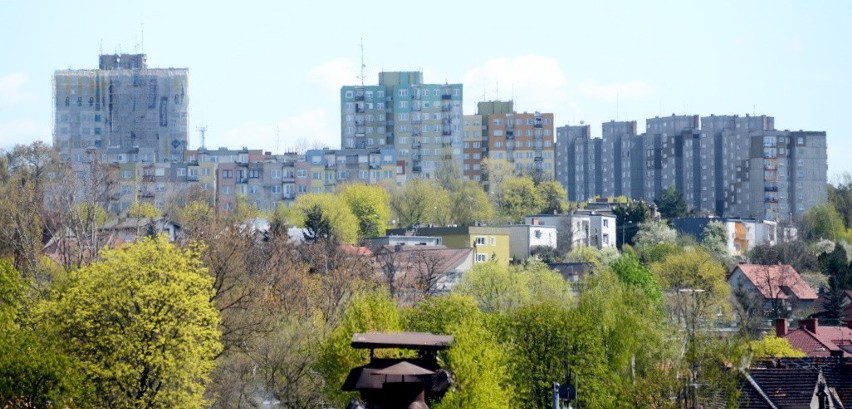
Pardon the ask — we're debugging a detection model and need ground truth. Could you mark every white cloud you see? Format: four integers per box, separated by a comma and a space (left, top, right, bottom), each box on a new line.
216, 109, 338, 153
463, 55, 569, 113
0, 119, 51, 148
576, 80, 653, 103
0, 72, 36, 108
307, 58, 358, 94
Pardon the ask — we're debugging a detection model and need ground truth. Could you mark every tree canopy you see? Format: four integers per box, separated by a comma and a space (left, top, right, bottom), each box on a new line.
338, 183, 392, 238
654, 185, 688, 219
41, 236, 221, 408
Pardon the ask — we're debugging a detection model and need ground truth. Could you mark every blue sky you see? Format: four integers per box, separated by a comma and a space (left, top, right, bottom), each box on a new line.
2, 0, 850, 178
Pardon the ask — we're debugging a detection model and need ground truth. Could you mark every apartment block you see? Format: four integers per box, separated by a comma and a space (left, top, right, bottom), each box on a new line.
554, 113, 827, 223
462, 115, 485, 181
54, 54, 188, 164
486, 111, 555, 183
297, 148, 399, 195
341, 72, 463, 179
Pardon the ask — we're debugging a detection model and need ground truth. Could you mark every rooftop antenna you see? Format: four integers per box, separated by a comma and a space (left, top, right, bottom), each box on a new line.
276, 126, 280, 155
495, 81, 499, 101
99, 39, 103, 55
357, 38, 366, 86
140, 22, 144, 53
197, 126, 207, 149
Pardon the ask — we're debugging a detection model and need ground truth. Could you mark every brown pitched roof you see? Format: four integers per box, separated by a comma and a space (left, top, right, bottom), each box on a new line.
733, 264, 818, 300
374, 245, 473, 274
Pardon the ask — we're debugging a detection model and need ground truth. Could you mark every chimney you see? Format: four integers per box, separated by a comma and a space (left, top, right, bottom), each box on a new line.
799, 318, 818, 333
775, 318, 788, 337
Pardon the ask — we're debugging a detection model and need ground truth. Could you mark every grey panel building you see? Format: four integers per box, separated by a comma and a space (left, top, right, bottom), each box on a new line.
53, 54, 188, 164
554, 113, 826, 223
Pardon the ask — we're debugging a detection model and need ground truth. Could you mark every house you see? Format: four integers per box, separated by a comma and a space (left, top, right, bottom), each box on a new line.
728, 264, 818, 317
493, 224, 558, 262
388, 226, 511, 266
776, 318, 852, 358
525, 210, 616, 252
372, 245, 474, 301
101, 217, 181, 243
547, 262, 594, 283
671, 217, 777, 257
362, 235, 443, 250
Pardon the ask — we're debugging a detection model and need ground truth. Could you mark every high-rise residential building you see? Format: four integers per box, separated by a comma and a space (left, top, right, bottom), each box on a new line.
555, 113, 827, 223
462, 115, 484, 181
485, 110, 555, 185
341, 72, 463, 179
600, 120, 637, 198
54, 54, 188, 164
556, 124, 597, 202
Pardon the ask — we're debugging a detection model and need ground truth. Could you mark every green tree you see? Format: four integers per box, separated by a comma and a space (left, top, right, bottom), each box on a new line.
455, 261, 571, 314
801, 202, 847, 241
654, 186, 688, 219
650, 248, 731, 327
293, 193, 359, 243
450, 181, 494, 226
404, 294, 511, 409
828, 172, 852, 229
749, 335, 806, 358
634, 221, 680, 263
610, 252, 663, 304
42, 236, 221, 408
612, 201, 650, 248
507, 303, 573, 409
434, 154, 464, 193
496, 177, 545, 223
338, 183, 392, 238
537, 180, 568, 215
0, 259, 83, 408
701, 220, 733, 267
316, 290, 402, 407
391, 178, 451, 228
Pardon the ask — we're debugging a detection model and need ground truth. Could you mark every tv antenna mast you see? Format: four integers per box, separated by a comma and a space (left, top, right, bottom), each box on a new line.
357, 38, 366, 86
196, 126, 207, 149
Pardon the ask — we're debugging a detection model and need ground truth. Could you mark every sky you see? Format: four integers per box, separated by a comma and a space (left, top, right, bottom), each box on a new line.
1, 0, 850, 178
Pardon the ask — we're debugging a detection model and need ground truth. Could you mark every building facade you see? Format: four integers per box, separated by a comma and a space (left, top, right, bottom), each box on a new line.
54, 54, 188, 164
555, 114, 826, 223
341, 72, 463, 179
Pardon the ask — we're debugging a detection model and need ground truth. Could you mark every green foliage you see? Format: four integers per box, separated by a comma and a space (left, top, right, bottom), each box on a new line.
566, 271, 670, 408
450, 181, 494, 226
0, 259, 83, 408
316, 290, 402, 407
612, 201, 650, 248
391, 178, 451, 228
701, 221, 733, 267
536, 180, 568, 215
507, 303, 573, 409
455, 261, 571, 314
651, 247, 732, 325
496, 176, 545, 223
654, 185, 688, 219
338, 183, 392, 238
801, 202, 850, 242
749, 335, 806, 358
610, 252, 663, 304
127, 201, 160, 219
748, 240, 820, 274
634, 221, 681, 264
828, 173, 852, 229
293, 193, 359, 243
404, 294, 511, 409
42, 236, 221, 408
435, 155, 464, 193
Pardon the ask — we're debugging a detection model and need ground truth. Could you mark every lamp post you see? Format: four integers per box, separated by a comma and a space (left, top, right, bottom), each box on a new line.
678, 288, 704, 409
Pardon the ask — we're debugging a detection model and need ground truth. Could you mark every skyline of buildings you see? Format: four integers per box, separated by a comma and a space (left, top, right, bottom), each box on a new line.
49, 53, 828, 224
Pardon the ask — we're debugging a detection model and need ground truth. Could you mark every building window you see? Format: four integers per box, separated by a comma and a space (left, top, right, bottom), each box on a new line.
475, 253, 487, 263
474, 236, 486, 246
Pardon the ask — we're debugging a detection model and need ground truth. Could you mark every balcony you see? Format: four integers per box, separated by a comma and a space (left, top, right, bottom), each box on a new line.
441, 93, 451, 100
764, 184, 779, 192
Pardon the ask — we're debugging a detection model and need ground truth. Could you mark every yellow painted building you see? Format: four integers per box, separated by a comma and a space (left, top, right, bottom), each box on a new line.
412, 226, 511, 266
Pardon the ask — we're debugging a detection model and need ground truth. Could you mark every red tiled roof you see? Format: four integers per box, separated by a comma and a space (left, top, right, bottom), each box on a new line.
785, 329, 841, 357
733, 264, 818, 300
783, 320, 852, 358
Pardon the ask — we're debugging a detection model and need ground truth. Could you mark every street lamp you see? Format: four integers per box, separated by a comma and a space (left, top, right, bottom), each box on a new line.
678, 288, 705, 409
